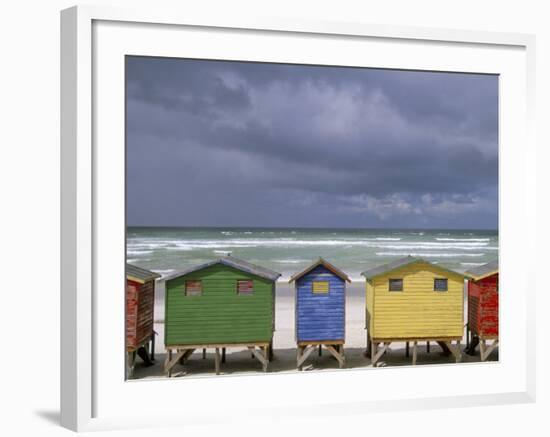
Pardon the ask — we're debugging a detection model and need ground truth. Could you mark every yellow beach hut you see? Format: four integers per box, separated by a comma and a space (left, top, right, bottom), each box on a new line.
362, 256, 468, 366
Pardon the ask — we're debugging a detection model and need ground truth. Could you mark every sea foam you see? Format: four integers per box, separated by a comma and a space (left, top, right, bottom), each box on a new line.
436, 238, 490, 242
376, 252, 484, 258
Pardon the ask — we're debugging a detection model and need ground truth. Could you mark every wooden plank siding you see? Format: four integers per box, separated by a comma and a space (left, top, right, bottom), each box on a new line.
126, 279, 139, 349
295, 265, 346, 342
366, 280, 374, 332
467, 283, 482, 334
134, 280, 155, 346
126, 278, 156, 350
164, 264, 275, 346
468, 273, 498, 337
367, 262, 464, 339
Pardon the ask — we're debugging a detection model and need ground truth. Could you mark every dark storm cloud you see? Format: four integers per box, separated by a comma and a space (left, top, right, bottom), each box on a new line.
126, 57, 498, 229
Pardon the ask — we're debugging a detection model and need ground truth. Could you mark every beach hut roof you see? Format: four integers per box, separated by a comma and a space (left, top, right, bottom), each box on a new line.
465, 259, 499, 281
288, 257, 351, 283
126, 263, 161, 284
162, 256, 281, 282
361, 255, 469, 280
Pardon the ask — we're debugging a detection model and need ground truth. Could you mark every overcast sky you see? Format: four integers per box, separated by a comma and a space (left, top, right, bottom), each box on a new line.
126, 56, 498, 230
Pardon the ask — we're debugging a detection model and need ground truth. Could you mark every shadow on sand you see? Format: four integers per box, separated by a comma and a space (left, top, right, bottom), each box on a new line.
131, 344, 498, 380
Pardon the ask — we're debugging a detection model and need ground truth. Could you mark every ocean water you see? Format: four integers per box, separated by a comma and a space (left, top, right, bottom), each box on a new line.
127, 227, 498, 281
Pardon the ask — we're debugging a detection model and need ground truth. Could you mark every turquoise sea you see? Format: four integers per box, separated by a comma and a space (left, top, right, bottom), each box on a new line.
127, 227, 498, 281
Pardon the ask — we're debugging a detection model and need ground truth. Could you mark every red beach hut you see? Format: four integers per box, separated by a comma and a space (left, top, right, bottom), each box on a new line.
126, 263, 161, 377
464, 260, 499, 361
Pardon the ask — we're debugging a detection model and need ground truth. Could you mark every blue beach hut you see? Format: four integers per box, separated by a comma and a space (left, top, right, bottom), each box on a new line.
289, 258, 350, 369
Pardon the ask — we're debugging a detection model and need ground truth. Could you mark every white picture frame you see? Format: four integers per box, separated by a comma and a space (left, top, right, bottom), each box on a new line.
60, 5, 536, 432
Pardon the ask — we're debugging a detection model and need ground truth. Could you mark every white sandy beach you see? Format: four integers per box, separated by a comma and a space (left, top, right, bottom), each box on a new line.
131, 282, 497, 380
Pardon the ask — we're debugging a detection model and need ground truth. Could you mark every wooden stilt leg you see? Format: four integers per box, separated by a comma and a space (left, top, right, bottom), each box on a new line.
326, 344, 345, 368
371, 342, 390, 367
163, 350, 170, 377
180, 349, 194, 365
126, 352, 130, 379
318, 345, 322, 356
128, 351, 137, 379
214, 348, 220, 375
297, 346, 315, 370
480, 339, 498, 361
262, 346, 268, 372
427, 341, 430, 354
365, 332, 373, 358
221, 347, 226, 363
202, 348, 206, 359
248, 346, 268, 371
405, 341, 409, 357
164, 349, 186, 377
268, 339, 274, 361
412, 341, 418, 365
443, 341, 462, 363
437, 341, 452, 356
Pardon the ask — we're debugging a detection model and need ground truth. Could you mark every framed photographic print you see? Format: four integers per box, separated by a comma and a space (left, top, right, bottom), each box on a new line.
61, 5, 536, 432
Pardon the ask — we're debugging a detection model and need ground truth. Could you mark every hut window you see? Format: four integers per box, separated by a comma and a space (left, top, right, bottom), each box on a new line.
312, 281, 329, 294
434, 278, 448, 291
185, 280, 202, 296
237, 280, 254, 295
389, 278, 403, 292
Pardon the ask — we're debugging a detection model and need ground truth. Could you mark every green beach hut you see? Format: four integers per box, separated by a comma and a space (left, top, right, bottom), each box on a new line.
162, 256, 281, 376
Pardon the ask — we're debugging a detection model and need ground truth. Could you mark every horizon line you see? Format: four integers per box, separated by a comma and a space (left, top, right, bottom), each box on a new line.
126, 224, 498, 232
